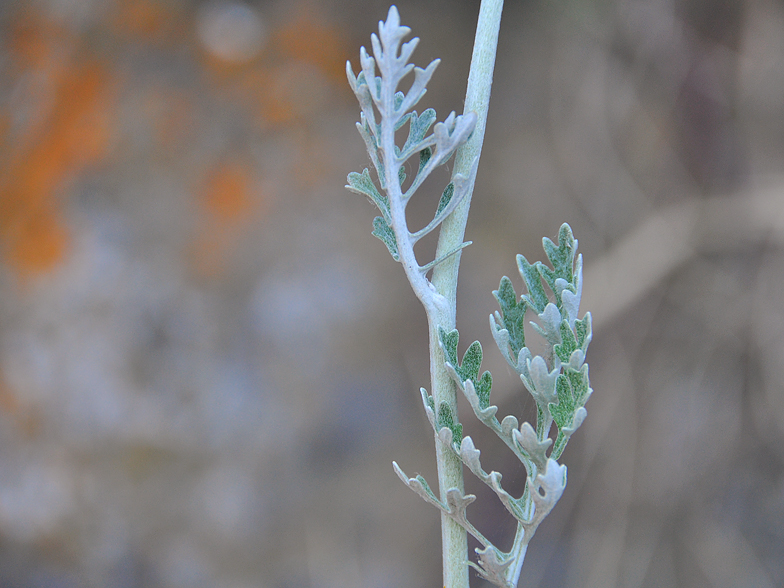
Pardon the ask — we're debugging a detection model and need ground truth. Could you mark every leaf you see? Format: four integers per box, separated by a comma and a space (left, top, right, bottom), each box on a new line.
472, 547, 515, 588
517, 254, 548, 314
371, 216, 399, 261
402, 108, 437, 155
574, 313, 592, 352
528, 459, 567, 527
459, 436, 484, 474
420, 387, 436, 429
543, 223, 576, 283
549, 365, 591, 439
444, 487, 477, 519
550, 373, 577, 430
521, 354, 559, 406
492, 276, 527, 358
439, 327, 493, 409
430, 111, 476, 168
437, 401, 463, 443
439, 327, 459, 367
561, 253, 583, 321
393, 462, 444, 509
554, 320, 577, 363
530, 303, 562, 348
538, 224, 577, 303
417, 147, 432, 176
512, 421, 551, 469
458, 380, 497, 426
435, 182, 454, 216
393, 92, 407, 129
346, 168, 389, 220
550, 367, 590, 460
475, 371, 492, 410
458, 341, 482, 383
397, 60, 440, 118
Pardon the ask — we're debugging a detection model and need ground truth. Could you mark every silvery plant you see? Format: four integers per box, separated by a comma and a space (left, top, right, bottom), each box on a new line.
346, 3, 593, 587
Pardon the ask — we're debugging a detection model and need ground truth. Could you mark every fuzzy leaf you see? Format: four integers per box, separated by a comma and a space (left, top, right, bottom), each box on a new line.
439, 328, 493, 410
540, 223, 576, 288
549, 365, 591, 437
417, 147, 432, 176
522, 354, 559, 406
517, 254, 548, 314
393, 462, 444, 510
550, 374, 576, 430
528, 459, 567, 527
474, 371, 492, 410
459, 436, 484, 474
554, 320, 578, 364
492, 276, 527, 358
513, 421, 551, 469
531, 303, 562, 349
398, 60, 439, 116
574, 313, 592, 352
371, 216, 399, 261
431, 111, 476, 166
437, 402, 462, 443
402, 108, 437, 156
444, 487, 477, 517
439, 327, 459, 367
436, 182, 454, 216
346, 169, 389, 220
420, 388, 436, 429
472, 547, 515, 588
459, 341, 483, 383
392, 91, 406, 128
462, 379, 499, 423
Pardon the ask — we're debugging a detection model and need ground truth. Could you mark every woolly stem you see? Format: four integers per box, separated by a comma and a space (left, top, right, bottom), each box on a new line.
427, 1, 504, 587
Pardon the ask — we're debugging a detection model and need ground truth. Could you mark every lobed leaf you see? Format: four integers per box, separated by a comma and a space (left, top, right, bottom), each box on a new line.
435, 182, 454, 216
517, 254, 548, 314
492, 276, 527, 358
439, 327, 459, 367
371, 216, 400, 261
554, 320, 578, 364
439, 328, 493, 410
402, 108, 437, 156
346, 169, 389, 221
437, 401, 463, 443
541, 223, 576, 286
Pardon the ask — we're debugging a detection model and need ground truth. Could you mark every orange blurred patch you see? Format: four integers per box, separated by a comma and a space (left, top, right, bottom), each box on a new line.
274, 10, 350, 84
0, 368, 19, 414
190, 160, 261, 278
110, 0, 186, 44
201, 5, 350, 129
0, 12, 116, 277
9, 13, 73, 70
0, 109, 9, 146
4, 210, 71, 275
0, 368, 41, 438
236, 67, 297, 128
202, 161, 255, 223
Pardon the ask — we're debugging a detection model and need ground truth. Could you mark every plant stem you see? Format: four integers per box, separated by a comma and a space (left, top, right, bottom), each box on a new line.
428, 1, 504, 587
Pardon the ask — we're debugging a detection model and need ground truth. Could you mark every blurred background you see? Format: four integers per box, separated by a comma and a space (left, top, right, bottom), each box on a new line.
0, 0, 782, 586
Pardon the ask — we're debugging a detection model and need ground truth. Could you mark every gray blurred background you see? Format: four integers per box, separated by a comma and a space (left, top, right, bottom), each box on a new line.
0, 0, 782, 586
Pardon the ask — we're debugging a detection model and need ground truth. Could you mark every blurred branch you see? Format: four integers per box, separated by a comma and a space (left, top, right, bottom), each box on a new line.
585, 178, 784, 329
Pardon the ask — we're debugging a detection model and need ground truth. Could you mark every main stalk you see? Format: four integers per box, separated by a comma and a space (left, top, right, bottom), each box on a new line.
428, 1, 504, 587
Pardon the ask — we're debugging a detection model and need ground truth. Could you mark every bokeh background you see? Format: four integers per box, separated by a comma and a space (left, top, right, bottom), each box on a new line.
0, 0, 782, 586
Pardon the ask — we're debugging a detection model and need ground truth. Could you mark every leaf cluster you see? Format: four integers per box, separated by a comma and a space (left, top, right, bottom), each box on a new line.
396, 223, 593, 587
345, 6, 478, 281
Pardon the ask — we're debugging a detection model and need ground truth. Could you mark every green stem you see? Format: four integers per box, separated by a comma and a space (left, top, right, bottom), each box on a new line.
428, 1, 504, 587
